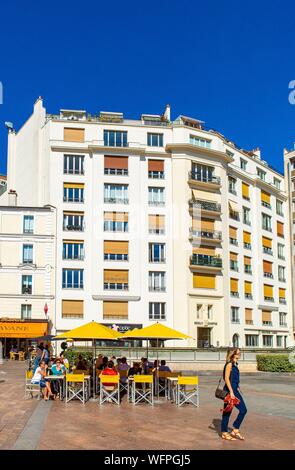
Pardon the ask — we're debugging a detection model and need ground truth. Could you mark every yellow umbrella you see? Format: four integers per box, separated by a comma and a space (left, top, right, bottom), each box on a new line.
54, 321, 120, 398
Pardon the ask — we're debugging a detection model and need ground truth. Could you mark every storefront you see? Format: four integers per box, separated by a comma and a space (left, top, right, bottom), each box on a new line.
0, 319, 49, 358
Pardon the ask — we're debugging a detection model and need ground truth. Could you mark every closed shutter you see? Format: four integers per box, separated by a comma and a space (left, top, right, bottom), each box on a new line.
242, 183, 250, 198
245, 308, 253, 321
148, 160, 164, 171
264, 285, 273, 297
230, 278, 238, 292
104, 212, 128, 222
230, 252, 238, 261
104, 241, 128, 254
263, 261, 273, 273
63, 240, 83, 244
277, 222, 284, 237
63, 183, 84, 189
261, 191, 271, 204
193, 273, 216, 289
64, 128, 85, 142
244, 281, 252, 294
262, 310, 271, 322
104, 156, 128, 169
62, 300, 83, 317
243, 231, 251, 244
279, 288, 286, 299
229, 226, 237, 239
193, 246, 215, 255
103, 301, 128, 319
149, 215, 165, 229
104, 270, 128, 283
244, 256, 251, 265
262, 236, 272, 248
63, 211, 83, 216
192, 217, 200, 230
200, 219, 214, 231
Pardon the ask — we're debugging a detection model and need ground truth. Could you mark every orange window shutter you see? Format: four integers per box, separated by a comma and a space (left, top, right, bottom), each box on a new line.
245, 309, 252, 321
230, 252, 238, 261
148, 160, 164, 171
244, 256, 251, 265
262, 310, 271, 322
193, 273, 216, 289
277, 222, 284, 237
64, 128, 85, 142
229, 226, 237, 238
104, 156, 128, 169
263, 261, 272, 273
243, 231, 251, 244
201, 219, 214, 231
193, 246, 215, 256
262, 236, 272, 248
230, 278, 238, 292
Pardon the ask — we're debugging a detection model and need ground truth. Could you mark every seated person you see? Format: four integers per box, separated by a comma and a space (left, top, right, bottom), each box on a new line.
117, 357, 130, 383
51, 358, 66, 398
59, 351, 69, 370
31, 360, 54, 400
97, 356, 108, 371
75, 354, 88, 371
159, 360, 171, 372
128, 362, 142, 376
95, 354, 103, 370
11, 345, 18, 353
100, 360, 119, 392
141, 357, 150, 375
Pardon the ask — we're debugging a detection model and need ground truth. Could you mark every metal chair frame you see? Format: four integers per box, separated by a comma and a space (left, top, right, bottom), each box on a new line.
132, 375, 154, 406
99, 375, 120, 405
24, 370, 42, 400
176, 376, 199, 407
118, 369, 129, 393
66, 374, 87, 404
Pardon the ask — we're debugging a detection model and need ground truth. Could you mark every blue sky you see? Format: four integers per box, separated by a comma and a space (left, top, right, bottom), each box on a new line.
1, 0, 295, 176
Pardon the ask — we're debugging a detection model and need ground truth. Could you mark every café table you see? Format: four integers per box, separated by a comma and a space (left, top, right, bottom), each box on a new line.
45, 375, 66, 400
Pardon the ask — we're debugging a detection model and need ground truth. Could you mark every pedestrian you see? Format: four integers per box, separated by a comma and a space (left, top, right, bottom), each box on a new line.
221, 347, 247, 441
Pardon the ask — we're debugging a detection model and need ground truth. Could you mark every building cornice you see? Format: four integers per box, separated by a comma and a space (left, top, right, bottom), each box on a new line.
92, 295, 141, 301
0, 294, 54, 299
0, 234, 54, 240
165, 143, 233, 164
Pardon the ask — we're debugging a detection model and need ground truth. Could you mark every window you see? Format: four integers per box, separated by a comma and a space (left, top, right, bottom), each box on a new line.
64, 155, 84, 175
63, 183, 84, 203
62, 300, 84, 319
261, 191, 271, 209
103, 130, 127, 147
149, 272, 166, 292
240, 158, 247, 170
262, 213, 272, 232
148, 215, 165, 234
276, 336, 283, 347
147, 133, 163, 147
22, 275, 32, 294
23, 215, 34, 234
278, 243, 285, 260
245, 334, 259, 347
103, 301, 128, 320
148, 160, 164, 179
243, 231, 251, 249
104, 269, 128, 290
263, 260, 273, 278
264, 284, 274, 302
193, 273, 216, 289
257, 168, 266, 181
244, 281, 253, 299
274, 178, 281, 189
22, 244, 33, 264
230, 252, 238, 271
21, 304, 31, 320
229, 201, 239, 221
149, 243, 165, 263
191, 163, 216, 183
230, 278, 239, 297
64, 128, 84, 142
278, 266, 286, 282
279, 312, 287, 327
277, 221, 284, 238
263, 335, 273, 347
276, 200, 283, 216
104, 212, 128, 232
104, 156, 128, 175
243, 207, 251, 225
62, 269, 84, 289
244, 256, 252, 274
104, 184, 128, 204
63, 212, 84, 231
104, 241, 128, 261
279, 288, 286, 304
208, 305, 213, 320
242, 183, 250, 200
63, 241, 84, 260
262, 236, 273, 255
231, 307, 240, 323
148, 187, 165, 206
149, 302, 166, 320
196, 304, 202, 319
228, 177, 237, 195
229, 226, 238, 246
189, 135, 211, 148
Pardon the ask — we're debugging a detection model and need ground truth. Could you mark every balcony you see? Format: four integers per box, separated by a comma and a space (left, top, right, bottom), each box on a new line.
63, 224, 84, 232
264, 272, 274, 278
263, 247, 273, 255
262, 321, 273, 326
148, 171, 165, 179
149, 286, 166, 292
104, 283, 129, 291
230, 238, 238, 246
190, 254, 222, 272
231, 292, 239, 298
244, 243, 251, 250
279, 298, 287, 304
188, 172, 221, 190
189, 229, 222, 244
264, 296, 274, 302
63, 197, 84, 203
104, 168, 128, 176
104, 197, 129, 204
189, 199, 221, 218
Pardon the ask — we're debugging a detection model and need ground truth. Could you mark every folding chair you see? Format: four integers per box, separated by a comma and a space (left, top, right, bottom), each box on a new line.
157, 371, 169, 396
73, 370, 90, 399
165, 372, 181, 401
24, 370, 41, 400
118, 370, 128, 394
132, 375, 153, 405
176, 376, 199, 407
99, 375, 120, 406
65, 374, 87, 404
19, 351, 25, 361
10, 352, 15, 360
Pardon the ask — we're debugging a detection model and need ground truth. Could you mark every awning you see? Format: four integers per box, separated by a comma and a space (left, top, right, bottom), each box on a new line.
0, 320, 48, 338
229, 201, 239, 212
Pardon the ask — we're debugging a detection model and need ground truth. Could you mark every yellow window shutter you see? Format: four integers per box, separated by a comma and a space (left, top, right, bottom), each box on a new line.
193, 273, 216, 289
104, 241, 129, 254
244, 281, 252, 294
261, 191, 271, 204
230, 278, 238, 292
245, 309, 252, 321
262, 236, 272, 248
200, 219, 215, 231
193, 246, 215, 256
264, 284, 273, 297
229, 226, 237, 238
103, 301, 128, 318
242, 183, 250, 199
262, 310, 271, 322
62, 300, 83, 317
64, 128, 85, 142
104, 270, 128, 283
279, 288, 286, 298
63, 183, 84, 189
243, 231, 251, 244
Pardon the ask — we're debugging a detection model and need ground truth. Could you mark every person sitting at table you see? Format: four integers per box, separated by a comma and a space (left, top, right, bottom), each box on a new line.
97, 356, 108, 371
75, 354, 88, 371
51, 358, 66, 399
59, 351, 69, 370
95, 354, 103, 370
31, 360, 54, 400
100, 361, 119, 400
141, 357, 150, 375
128, 362, 142, 376
11, 345, 18, 353
159, 360, 171, 372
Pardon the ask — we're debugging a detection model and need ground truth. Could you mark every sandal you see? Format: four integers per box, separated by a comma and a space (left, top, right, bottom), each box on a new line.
231, 430, 245, 440
221, 432, 236, 441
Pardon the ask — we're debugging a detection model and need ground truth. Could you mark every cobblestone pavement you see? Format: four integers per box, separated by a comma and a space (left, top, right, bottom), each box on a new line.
0, 361, 294, 450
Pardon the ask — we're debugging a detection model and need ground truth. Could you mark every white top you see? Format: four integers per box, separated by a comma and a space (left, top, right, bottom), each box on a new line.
31, 367, 43, 383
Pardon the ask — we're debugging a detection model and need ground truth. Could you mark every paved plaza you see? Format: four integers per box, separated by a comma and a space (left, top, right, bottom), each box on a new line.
0, 361, 294, 450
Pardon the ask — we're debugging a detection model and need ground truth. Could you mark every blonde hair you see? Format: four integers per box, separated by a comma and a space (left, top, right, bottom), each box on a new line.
225, 347, 240, 363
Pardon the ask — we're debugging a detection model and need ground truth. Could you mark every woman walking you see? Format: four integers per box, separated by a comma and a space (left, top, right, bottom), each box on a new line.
221, 348, 247, 441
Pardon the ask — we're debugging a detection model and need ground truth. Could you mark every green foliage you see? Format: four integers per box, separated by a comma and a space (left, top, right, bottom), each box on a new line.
63, 349, 93, 368
256, 354, 295, 372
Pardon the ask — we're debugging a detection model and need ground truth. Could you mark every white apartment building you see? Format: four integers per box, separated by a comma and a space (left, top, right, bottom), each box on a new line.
0, 174, 7, 197
4, 97, 294, 348
0, 203, 56, 357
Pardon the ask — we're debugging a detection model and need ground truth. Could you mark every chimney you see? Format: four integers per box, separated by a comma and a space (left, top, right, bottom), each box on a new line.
163, 104, 171, 122
8, 190, 17, 206
252, 147, 261, 159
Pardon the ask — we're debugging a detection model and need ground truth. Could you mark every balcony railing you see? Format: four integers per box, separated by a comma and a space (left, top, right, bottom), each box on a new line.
262, 321, 273, 326
22, 286, 32, 295
279, 322, 288, 327
63, 255, 85, 260
229, 238, 238, 246
149, 286, 166, 292
190, 254, 222, 268
63, 224, 84, 231
104, 254, 128, 261
245, 293, 253, 299
104, 197, 129, 204
148, 200, 165, 206
149, 229, 165, 235
244, 243, 251, 250
262, 201, 272, 209
231, 292, 239, 297
62, 283, 84, 289
63, 197, 84, 203
148, 171, 165, 179
189, 200, 221, 213
263, 247, 273, 255
231, 319, 240, 324
264, 272, 274, 278
188, 172, 221, 185
22, 259, 33, 264
64, 169, 84, 175
104, 168, 128, 176
279, 298, 287, 304
244, 266, 252, 274
264, 296, 274, 302
149, 258, 166, 263
245, 320, 253, 325
104, 282, 129, 290
190, 229, 222, 240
